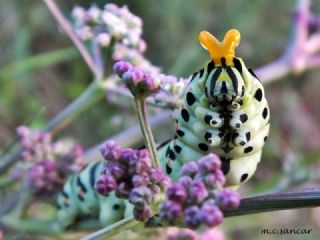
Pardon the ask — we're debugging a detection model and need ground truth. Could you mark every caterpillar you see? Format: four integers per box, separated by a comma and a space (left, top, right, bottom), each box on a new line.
57, 29, 270, 228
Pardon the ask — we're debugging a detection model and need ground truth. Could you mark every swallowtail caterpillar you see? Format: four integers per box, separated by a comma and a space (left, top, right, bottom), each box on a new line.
57, 29, 270, 228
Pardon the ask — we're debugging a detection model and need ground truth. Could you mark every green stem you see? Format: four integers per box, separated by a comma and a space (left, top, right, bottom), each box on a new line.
134, 98, 160, 168
80, 216, 138, 240
224, 187, 320, 217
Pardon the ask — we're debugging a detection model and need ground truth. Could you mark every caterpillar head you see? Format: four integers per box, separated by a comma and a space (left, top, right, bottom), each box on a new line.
199, 29, 248, 109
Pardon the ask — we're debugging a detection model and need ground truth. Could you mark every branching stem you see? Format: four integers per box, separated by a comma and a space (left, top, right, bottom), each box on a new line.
134, 98, 161, 168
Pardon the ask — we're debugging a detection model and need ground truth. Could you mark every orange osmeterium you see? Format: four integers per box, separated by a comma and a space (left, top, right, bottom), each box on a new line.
199, 29, 240, 66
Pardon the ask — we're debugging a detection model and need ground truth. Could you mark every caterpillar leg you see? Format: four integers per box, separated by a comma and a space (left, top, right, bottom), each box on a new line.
232, 130, 250, 146
194, 104, 223, 128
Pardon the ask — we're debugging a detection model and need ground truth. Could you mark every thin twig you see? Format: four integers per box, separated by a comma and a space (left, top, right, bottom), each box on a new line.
42, 0, 98, 76
80, 216, 138, 240
92, 39, 104, 79
224, 187, 320, 217
257, 0, 320, 84
134, 98, 161, 168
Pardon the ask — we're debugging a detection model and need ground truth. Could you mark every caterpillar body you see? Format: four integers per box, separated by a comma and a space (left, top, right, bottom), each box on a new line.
57, 29, 270, 228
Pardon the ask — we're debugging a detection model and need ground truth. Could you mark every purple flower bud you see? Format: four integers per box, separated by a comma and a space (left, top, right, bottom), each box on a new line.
120, 148, 138, 163
42, 160, 56, 171
166, 183, 187, 203
149, 167, 165, 184
184, 206, 201, 228
115, 182, 132, 198
137, 148, 149, 158
21, 139, 32, 149
215, 189, 240, 210
100, 140, 122, 161
189, 180, 208, 204
201, 228, 225, 240
29, 165, 45, 182
215, 170, 226, 185
204, 171, 226, 189
159, 175, 171, 189
135, 150, 152, 174
179, 176, 193, 188
21, 151, 32, 161
122, 67, 144, 85
132, 173, 150, 187
95, 174, 117, 196
105, 161, 126, 180
113, 61, 133, 77
180, 161, 199, 177
149, 184, 161, 195
129, 186, 152, 207
133, 205, 153, 221
141, 74, 160, 93
47, 171, 58, 183
73, 143, 84, 158
39, 132, 51, 143
200, 201, 223, 227
198, 154, 221, 175
159, 200, 182, 221
16, 125, 30, 138
167, 229, 199, 240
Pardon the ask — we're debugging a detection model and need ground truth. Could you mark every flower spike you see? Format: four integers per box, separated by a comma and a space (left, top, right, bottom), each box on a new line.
199, 29, 240, 66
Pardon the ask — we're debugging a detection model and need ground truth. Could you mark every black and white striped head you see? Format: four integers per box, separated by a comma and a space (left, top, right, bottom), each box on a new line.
204, 58, 246, 109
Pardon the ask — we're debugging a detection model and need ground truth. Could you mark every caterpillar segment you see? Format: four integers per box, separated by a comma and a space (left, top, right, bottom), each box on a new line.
57, 161, 128, 228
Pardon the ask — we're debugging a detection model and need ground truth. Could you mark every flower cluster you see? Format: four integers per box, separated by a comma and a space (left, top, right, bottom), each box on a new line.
16, 125, 54, 163
154, 74, 189, 107
95, 140, 170, 221
113, 60, 191, 109
72, 4, 159, 75
114, 61, 160, 98
159, 154, 240, 229
14, 126, 85, 194
72, 4, 143, 49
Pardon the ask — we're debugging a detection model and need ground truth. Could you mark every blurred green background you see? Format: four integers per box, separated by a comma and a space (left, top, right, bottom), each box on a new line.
0, 0, 320, 239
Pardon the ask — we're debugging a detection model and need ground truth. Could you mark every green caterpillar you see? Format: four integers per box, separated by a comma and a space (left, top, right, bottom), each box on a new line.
57, 29, 270, 228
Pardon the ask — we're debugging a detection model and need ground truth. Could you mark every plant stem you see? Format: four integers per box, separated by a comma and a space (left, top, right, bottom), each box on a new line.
134, 98, 161, 168
224, 187, 320, 217
42, 0, 98, 75
44, 80, 104, 133
92, 39, 104, 79
80, 216, 138, 240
